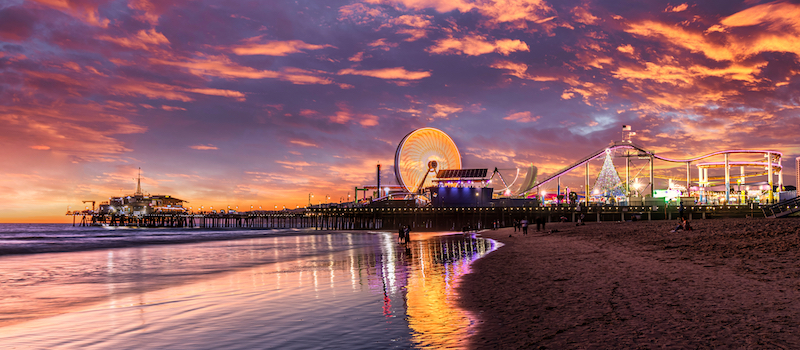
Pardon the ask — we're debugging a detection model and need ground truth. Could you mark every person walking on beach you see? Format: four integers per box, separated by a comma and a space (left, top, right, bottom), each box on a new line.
403, 226, 411, 243
520, 218, 529, 236
399, 226, 406, 243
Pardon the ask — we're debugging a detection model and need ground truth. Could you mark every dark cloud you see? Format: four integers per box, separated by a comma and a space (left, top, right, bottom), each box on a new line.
0, 6, 37, 41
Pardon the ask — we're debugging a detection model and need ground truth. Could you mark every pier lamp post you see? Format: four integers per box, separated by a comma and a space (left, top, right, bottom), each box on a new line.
308, 193, 313, 206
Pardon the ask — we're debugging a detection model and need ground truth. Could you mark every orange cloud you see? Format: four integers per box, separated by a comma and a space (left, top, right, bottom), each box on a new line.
504, 111, 540, 123
337, 67, 431, 80
626, 21, 735, 61
232, 38, 334, 56
29, 0, 110, 27
427, 35, 529, 56
190, 144, 218, 150
572, 6, 599, 25
290, 140, 319, 147
349, 52, 366, 62
368, 38, 399, 51
617, 44, 635, 54
490, 60, 558, 81
30, 145, 51, 150
665, 3, 689, 12
97, 29, 170, 50
161, 105, 186, 111
150, 54, 335, 85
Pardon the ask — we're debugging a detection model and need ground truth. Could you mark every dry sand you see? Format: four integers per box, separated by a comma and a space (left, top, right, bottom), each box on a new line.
458, 217, 800, 349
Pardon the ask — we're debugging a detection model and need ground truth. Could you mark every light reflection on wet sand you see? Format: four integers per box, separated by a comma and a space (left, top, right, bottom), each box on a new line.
0, 230, 496, 349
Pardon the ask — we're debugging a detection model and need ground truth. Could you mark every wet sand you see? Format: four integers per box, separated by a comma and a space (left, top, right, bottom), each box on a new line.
458, 217, 800, 348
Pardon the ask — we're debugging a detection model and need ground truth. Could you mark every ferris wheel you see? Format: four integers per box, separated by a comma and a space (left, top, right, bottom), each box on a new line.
394, 128, 462, 193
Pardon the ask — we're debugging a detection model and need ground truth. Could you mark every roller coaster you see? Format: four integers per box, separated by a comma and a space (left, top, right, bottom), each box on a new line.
521, 141, 784, 204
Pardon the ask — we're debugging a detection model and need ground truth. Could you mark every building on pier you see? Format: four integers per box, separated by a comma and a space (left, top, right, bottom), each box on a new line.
97, 168, 187, 217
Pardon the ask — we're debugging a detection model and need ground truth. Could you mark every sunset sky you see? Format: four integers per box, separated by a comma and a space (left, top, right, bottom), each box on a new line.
2, 0, 799, 222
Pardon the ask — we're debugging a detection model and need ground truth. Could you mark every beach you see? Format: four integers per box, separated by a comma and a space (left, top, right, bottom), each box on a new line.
458, 217, 800, 348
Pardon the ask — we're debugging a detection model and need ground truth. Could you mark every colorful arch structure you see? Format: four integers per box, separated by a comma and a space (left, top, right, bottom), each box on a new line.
522, 141, 783, 204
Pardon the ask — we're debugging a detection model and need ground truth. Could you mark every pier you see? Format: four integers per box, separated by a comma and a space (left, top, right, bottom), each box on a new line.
68, 203, 782, 230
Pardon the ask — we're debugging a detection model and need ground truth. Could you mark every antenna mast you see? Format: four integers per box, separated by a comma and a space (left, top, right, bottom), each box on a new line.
135, 167, 143, 196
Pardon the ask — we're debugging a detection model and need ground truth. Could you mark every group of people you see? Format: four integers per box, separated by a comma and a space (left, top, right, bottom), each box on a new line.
513, 216, 554, 235
398, 225, 411, 243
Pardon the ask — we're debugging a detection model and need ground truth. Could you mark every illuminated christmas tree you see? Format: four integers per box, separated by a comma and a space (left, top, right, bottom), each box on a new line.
592, 150, 625, 197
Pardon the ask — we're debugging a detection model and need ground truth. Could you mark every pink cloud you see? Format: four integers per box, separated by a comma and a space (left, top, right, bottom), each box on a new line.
504, 111, 540, 123
190, 144, 218, 150
428, 103, 463, 118
290, 140, 319, 147
161, 105, 186, 111
232, 38, 335, 56
150, 54, 336, 85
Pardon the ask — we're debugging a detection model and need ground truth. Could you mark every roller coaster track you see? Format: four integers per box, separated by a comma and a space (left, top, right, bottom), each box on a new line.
523, 141, 782, 194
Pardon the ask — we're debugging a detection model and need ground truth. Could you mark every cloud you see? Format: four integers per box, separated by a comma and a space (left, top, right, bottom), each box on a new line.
232, 38, 335, 56
161, 105, 186, 111
364, 0, 474, 13
97, 29, 170, 50
504, 111, 540, 123
28, 0, 110, 27
665, 3, 689, 12
349, 52, 366, 62
617, 44, 635, 54
363, 0, 554, 29
427, 35, 529, 56
187, 88, 247, 101
290, 140, 319, 147
337, 67, 431, 80
428, 103, 463, 118
358, 114, 380, 126
490, 60, 558, 81
572, 6, 599, 25
626, 20, 734, 61
368, 38, 399, 51
190, 144, 218, 150
0, 6, 37, 41
150, 54, 336, 85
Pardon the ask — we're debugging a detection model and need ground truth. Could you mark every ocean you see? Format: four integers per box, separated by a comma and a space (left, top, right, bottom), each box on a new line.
0, 224, 498, 349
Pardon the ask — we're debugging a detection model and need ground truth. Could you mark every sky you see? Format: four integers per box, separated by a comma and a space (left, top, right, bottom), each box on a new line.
1, 0, 799, 222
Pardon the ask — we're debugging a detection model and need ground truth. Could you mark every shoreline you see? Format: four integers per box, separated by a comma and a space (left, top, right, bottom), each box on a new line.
458, 217, 800, 348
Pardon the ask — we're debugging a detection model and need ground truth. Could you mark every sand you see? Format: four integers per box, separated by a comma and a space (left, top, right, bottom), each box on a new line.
458, 217, 800, 349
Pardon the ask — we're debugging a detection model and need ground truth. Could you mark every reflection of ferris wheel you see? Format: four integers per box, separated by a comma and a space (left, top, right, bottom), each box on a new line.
395, 128, 462, 193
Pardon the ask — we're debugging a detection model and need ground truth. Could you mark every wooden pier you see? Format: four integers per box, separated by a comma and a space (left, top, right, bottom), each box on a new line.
69, 204, 768, 230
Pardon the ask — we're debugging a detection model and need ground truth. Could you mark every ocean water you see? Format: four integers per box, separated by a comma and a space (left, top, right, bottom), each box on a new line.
0, 224, 498, 349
